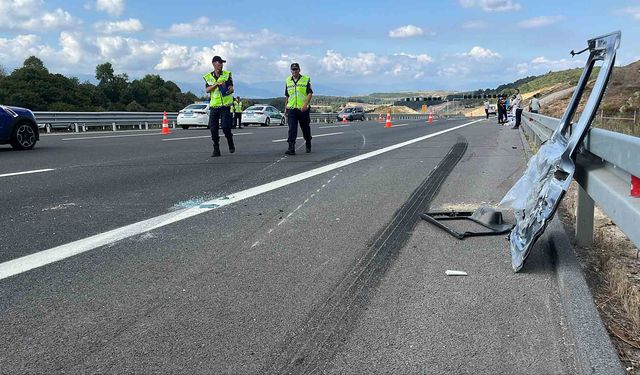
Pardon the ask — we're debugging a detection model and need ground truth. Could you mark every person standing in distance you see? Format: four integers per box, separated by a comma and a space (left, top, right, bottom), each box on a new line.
512, 88, 524, 129
234, 97, 243, 129
284, 63, 313, 155
204, 56, 235, 157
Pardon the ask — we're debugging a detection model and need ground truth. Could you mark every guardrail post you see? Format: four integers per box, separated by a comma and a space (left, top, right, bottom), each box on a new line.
46, 124, 51, 133
575, 184, 595, 247
112, 122, 116, 131
145, 122, 149, 130
172, 120, 175, 129
82, 123, 87, 132
74, 123, 79, 133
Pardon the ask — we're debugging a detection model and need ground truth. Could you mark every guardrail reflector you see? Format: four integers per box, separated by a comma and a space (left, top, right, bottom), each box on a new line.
632, 175, 640, 197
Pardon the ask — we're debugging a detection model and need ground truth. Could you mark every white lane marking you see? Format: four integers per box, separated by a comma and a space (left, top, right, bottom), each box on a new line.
62, 133, 164, 141
271, 132, 344, 143
319, 124, 353, 129
0, 119, 482, 280
389, 123, 411, 127
0, 169, 55, 178
162, 132, 253, 141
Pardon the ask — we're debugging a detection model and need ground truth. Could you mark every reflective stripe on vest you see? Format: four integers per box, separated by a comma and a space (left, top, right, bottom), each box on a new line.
203, 70, 233, 107
286, 75, 310, 109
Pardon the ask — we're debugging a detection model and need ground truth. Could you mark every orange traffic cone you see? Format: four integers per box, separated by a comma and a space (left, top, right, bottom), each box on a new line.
161, 111, 171, 134
378, 113, 383, 123
385, 111, 392, 128
342, 114, 347, 123
428, 111, 433, 123
632, 175, 640, 197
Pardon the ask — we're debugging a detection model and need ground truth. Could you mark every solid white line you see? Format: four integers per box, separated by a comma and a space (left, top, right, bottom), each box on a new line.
271, 132, 344, 143
162, 132, 253, 141
62, 133, 163, 141
0, 169, 56, 178
0, 119, 482, 280
390, 123, 411, 128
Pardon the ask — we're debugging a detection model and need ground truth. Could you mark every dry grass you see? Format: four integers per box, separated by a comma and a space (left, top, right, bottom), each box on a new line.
560, 182, 640, 373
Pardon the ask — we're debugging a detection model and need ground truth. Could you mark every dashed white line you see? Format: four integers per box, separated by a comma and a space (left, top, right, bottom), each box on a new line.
162, 132, 253, 141
0, 119, 482, 280
0, 169, 56, 178
271, 132, 344, 143
62, 133, 163, 141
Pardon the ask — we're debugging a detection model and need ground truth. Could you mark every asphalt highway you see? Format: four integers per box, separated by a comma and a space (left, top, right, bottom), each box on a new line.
0, 118, 583, 373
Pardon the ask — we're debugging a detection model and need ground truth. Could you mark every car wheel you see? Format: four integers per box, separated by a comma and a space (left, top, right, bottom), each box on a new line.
264, 117, 271, 127
181, 125, 189, 130
10, 122, 37, 150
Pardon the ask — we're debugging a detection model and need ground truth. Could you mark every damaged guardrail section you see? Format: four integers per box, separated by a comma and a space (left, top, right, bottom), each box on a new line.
521, 111, 640, 250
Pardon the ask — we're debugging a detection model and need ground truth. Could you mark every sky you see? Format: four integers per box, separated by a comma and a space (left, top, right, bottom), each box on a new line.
1, 0, 639, 96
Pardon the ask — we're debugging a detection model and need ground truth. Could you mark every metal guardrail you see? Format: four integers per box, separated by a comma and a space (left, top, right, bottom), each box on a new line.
34, 112, 179, 132
521, 112, 640, 249
34, 111, 443, 132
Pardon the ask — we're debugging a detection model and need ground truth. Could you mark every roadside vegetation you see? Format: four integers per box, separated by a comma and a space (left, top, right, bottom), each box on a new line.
0, 56, 198, 112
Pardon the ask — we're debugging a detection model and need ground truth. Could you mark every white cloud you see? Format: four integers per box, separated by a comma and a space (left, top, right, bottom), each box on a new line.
0, 1, 79, 31
462, 20, 488, 29
517, 15, 564, 28
459, 46, 501, 60
320, 50, 381, 76
95, 18, 143, 34
158, 17, 320, 47
619, 7, 640, 20
514, 56, 584, 74
388, 25, 424, 38
96, 0, 124, 16
59, 32, 86, 64
459, 0, 521, 12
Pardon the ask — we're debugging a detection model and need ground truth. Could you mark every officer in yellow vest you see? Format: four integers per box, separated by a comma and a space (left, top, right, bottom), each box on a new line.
284, 62, 313, 155
233, 97, 243, 129
203, 55, 235, 157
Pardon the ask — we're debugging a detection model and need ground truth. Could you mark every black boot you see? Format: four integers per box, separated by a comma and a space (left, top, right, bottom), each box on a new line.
227, 137, 235, 153
285, 142, 295, 155
211, 143, 221, 157
305, 140, 311, 153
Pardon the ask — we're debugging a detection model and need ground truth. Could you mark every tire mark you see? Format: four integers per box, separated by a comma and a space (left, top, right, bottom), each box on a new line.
262, 137, 469, 374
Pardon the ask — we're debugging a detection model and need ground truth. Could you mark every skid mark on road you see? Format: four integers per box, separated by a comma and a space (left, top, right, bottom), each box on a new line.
263, 138, 469, 374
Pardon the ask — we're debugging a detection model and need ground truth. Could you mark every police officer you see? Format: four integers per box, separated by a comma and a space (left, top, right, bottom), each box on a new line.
284, 62, 313, 155
234, 97, 243, 129
203, 55, 235, 157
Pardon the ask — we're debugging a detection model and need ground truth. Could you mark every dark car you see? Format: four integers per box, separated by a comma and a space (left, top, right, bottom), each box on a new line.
0, 105, 39, 150
337, 106, 365, 121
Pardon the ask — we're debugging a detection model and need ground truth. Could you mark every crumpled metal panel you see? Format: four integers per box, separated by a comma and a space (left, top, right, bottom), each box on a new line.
500, 31, 621, 272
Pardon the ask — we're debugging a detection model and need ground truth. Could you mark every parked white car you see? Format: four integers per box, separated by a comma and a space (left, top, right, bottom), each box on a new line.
177, 103, 209, 129
242, 105, 285, 127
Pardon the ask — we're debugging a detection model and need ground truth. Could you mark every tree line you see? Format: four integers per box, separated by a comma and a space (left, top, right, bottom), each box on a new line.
0, 56, 200, 112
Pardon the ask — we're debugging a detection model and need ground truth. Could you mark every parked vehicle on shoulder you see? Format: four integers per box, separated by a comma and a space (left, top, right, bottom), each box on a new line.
488, 104, 497, 116
242, 105, 285, 127
177, 103, 210, 129
337, 106, 365, 121
0, 105, 39, 150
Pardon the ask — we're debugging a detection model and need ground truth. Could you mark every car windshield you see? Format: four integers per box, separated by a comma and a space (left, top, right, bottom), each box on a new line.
343, 108, 354, 113
184, 104, 207, 110
247, 106, 265, 111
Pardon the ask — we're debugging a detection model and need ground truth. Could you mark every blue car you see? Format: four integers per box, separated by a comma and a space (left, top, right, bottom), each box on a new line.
0, 105, 39, 150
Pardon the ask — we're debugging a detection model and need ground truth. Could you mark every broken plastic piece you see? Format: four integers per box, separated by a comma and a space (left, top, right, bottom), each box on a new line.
420, 206, 514, 240
500, 31, 621, 272
445, 270, 468, 276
